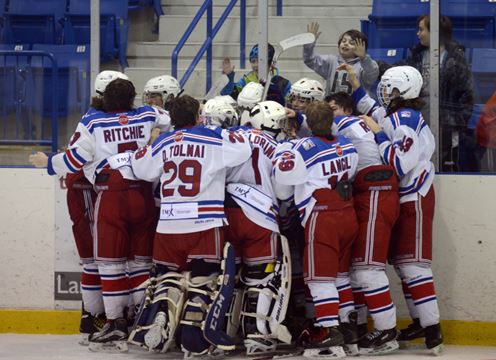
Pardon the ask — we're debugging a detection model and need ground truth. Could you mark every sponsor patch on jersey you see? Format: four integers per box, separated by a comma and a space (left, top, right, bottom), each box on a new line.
302, 139, 315, 150
251, 128, 262, 135
119, 115, 129, 125
400, 111, 411, 118
175, 131, 184, 142
335, 144, 343, 156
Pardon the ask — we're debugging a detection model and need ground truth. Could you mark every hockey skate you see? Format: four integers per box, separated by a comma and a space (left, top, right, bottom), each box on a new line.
425, 323, 444, 356
338, 312, 359, 356
88, 318, 129, 352
300, 325, 346, 358
398, 318, 424, 348
79, 310, 106, 346
358, 327, 399, 355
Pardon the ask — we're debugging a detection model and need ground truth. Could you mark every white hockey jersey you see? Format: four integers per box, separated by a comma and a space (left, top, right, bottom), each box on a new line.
226, 126, 285, 233
352, 87, 435, 203
332, 114, 382, 171
131, 125, 251, 234
273, 135, 358, 227
47, 106, 171, 183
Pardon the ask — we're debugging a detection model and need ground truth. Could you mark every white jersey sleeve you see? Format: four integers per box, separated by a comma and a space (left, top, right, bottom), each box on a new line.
273, 142, 308, 186
219, 128, 252, 168
47, 122, 94, 176
351, 86, 387, 123
153, 106, 172, 132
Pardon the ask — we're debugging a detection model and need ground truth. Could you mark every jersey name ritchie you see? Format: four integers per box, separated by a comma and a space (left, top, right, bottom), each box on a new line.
103, 125, 145, 142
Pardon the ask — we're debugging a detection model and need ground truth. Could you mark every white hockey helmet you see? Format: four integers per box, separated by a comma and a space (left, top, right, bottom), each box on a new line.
290, 77, 325, 101
214, 95, 238, 111
94, 70, 129, 95
377, 65, 423, 108
143, 75, 182, 105
246, 100, 286, 135
201, 98, 239, 128
237, 82, 264, 111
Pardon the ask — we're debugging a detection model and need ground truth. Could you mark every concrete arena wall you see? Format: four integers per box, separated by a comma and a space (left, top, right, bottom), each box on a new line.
1, 169, 495, 324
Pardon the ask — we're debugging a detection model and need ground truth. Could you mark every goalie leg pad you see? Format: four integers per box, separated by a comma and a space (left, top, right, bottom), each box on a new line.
180, 274, 218, 355
240, 235, 292, 354
128, 271, 186, 352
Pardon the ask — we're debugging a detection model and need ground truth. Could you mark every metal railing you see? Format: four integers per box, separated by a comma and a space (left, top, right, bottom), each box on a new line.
171, 0, 246, 93
171, 0, 286, 94
0, 51, 59, 152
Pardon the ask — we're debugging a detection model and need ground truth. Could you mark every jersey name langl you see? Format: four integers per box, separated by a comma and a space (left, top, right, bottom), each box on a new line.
274, 135, 358, 226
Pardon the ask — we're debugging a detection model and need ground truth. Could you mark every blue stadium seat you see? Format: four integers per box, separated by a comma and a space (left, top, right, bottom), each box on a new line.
364, 17, 420, 48
3, 0, 66, 44
0, 44, 35, 139
441, 0, 496, 17
63, 0, 129, 67
371, 0, 429, 18
471, 48, 496, 104
468, 103, 484, 130
450, 17, 495, 48
30, 44, 90, 118
368, 48, 407, 64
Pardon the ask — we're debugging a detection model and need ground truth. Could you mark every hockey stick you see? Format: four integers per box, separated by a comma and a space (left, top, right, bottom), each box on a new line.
205, 74, 230, 100
262, 32, 316, 101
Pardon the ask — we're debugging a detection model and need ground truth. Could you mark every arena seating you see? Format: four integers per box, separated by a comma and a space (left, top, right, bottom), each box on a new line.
30, 44, 90, 118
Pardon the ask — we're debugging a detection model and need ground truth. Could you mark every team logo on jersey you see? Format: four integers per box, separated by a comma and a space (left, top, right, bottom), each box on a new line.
302, 139, 315, 150
175, 131, 184, 142
118, 114, 129, 125
335, 144, 343, 156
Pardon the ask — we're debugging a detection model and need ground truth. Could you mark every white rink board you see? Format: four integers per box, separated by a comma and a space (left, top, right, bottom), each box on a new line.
0, 169, 495, 322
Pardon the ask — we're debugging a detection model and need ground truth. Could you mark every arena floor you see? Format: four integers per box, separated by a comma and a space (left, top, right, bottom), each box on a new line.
0, 334, 495, 359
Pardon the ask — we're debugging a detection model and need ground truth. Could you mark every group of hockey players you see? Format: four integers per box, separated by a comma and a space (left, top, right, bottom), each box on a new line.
28, 30, 444, 358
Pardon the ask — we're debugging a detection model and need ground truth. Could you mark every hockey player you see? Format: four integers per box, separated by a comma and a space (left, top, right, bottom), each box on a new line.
29, 78, 171, 352
285, 77, 326, 139
342, 63, 444, 355
70, 70, 129, 344
130, 95, 252, 357
274, 101, 359, 358
327, 91, 401, 355
222, 100, 293, 356
142, 74, 182, 111
304, 22, 379, 95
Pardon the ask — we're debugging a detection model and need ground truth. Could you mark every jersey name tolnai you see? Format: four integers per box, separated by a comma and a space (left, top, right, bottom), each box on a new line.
131, 126, 251, 234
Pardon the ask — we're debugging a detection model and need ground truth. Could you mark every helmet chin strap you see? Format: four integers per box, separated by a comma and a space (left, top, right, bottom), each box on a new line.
261, 125, 281, 136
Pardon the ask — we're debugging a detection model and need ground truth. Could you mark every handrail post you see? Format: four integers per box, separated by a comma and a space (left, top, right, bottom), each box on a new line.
206, 0, 213, 93
277, 0, 282, 16
240, 0, 246, 69
51, 56, 59, 153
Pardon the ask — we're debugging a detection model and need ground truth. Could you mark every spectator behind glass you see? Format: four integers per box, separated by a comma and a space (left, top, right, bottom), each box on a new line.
303, 22, 379, 96
220, 43, 292, 106
391, 15, 477, 172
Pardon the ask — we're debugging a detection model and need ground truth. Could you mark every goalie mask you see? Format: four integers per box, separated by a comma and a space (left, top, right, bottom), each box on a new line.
377, 65, 423, 109
143, 75, 182, 108
201, 98, 239, 128
245, 101, 286, 136
94, 70, 129, 96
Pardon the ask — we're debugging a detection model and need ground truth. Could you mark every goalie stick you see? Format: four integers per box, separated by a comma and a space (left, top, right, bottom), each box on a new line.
261, 32, 316, 101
